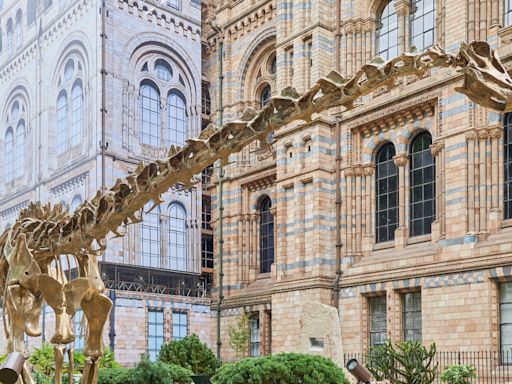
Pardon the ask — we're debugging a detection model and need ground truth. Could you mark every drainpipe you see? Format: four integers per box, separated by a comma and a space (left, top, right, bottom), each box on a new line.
213, 27, 225, 361
332, 0, 343, 310
100, 0, 108, 262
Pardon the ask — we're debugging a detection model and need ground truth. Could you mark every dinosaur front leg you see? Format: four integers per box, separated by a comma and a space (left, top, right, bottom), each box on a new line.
81, 357, 100, 384
54, 344, 65, 384
81, 293, 112, 358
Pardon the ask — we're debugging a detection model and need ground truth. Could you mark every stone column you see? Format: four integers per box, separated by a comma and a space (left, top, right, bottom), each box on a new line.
468, 0, 476, 41
395, 0, 411, 53
354, 166, 363, 255
345, 168, 354, 255
478, 130, 488, 236
346, 26, 354, 76
238, 216, 244, 285
430, 141, 445, 242
491, 0, 500, 27
466, 131, 477, 234
363, 164, 375, 254
488, 127, 504, 234
394, 153, 408, 248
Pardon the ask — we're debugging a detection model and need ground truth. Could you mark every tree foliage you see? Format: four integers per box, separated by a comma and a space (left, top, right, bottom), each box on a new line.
158, 334, 220, 376
227, 312, 251, 358
366, 340, 438, 384
440, 365, 477, 384
212, 353, 349, 384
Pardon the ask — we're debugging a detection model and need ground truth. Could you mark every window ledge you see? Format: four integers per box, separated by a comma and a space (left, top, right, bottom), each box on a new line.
373, 241, 395, 251
257, 272, 271, 280
407, 234, 431, 245
502, 219, 512, 228
498, 25, 512, 43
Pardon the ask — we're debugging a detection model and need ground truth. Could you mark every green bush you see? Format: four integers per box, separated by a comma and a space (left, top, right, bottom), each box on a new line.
29, 343, 57, 378
212, 356, 289, 384
131, 358, 193, 384
441, 365, 477, 384
212, 353, 348, 384
366, 340, 438, 384
98, 367, 135, 384
32, 370, 53, 384
159, 334, 220, 376
273, 353, 349, 384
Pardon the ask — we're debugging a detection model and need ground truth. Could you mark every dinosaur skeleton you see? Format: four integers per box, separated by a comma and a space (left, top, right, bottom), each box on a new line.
1, 41, 512, 384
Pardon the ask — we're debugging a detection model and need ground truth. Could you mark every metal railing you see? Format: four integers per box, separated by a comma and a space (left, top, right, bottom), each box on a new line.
344, 351, 512, 384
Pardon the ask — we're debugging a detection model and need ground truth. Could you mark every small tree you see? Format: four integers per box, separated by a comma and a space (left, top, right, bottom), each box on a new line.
158, 334, 220, 376
366, 340, 438, 384
227, 311, 251, 359
441, 365, 477, 384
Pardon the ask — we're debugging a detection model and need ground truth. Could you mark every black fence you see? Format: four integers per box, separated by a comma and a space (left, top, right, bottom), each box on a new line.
344, 351, 512, 384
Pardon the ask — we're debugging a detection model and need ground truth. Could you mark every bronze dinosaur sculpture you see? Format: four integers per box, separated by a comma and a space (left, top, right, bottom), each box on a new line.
1, 40, 511, 384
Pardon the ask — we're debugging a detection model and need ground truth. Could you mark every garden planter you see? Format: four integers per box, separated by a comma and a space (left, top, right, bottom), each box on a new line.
191, 375, 211, 384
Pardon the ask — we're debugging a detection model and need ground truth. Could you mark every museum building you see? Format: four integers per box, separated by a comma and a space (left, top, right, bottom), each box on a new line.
0, 0, 212, 365
203, 0, 512, 362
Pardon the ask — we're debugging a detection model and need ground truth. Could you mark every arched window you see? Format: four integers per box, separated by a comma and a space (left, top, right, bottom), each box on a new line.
409, 132, 435, 236
376, 0, 398, 61
71, 195, 82, 212
155, 59, 172, 81
139, 82, 161, 147
15, 10, 22, 49
71, 81, 84, 146
5, 128, 14, 183
202, 82, 211, 115
507, 1, 512, 27
168, 203, 187, 271
505, 114, 512, 219
268, 53, 277, 75
27, 0, 37, 25
376, 143, 398, 243
168, 90, 187, 147
56, 91, 68, 153
64, 59, 74, 81
15, 120, 25, 178
410, 0, 435, 51
140, 201, 161, 268
260, 84, 272, 108
6, 19, 13, 56
259, 196, 274, 274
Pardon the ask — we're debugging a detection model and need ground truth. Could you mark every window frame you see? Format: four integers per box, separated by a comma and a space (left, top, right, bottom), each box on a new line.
5, 128, 14, 183
167, 89, 187, 148
376, 0, 399, 61
506, 0, 512, 27
369, 295, 387, 347
402, 291, 422, 342
139, 81, 162, 147
259, 196, 274, 274
140, 202, 162, 268
409, 132, 435, 237
409, 0, 436, 51
15, 120, 25, 178
375, 143, 399, 243
147, 309, 164, 361
168, 203, 187, 271
172, 310, 188, 341
250, 314, 261, 357
504, 113, 512, 220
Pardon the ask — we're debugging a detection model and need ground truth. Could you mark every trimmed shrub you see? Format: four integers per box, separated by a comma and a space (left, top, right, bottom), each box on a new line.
131, 358, 193, 384
441, 365, 477, 384
98, 368, 135, 384
159, 334, 220, 376
272, 353, 349, 384
212, 353, 348, 384
212, 356, 289, 384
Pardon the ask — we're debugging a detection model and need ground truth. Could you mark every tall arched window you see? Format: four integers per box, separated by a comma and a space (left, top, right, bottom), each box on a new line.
259, 196, 274, 274
260, 84, 272, 108
27, 0, 37, 26
15, 10, 22, 49
56, 91, 68, 153
140, 82, 161, 147
71, 81, 84, 147
410, 0, 435, 51
409, 132, 435, 237
71, 195, 82, 212
201, 82, 211, 116
376, 143, 398, 243
5, 129, 14, 183
140, 201, 161, 268
6, 19, 13, 56
376, 0, 398, 61
168, 90, 187, 147
507, 2, 512, 27
15, 121, 25, 178
505, 114, 512, 219
168, 203, 187, 271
